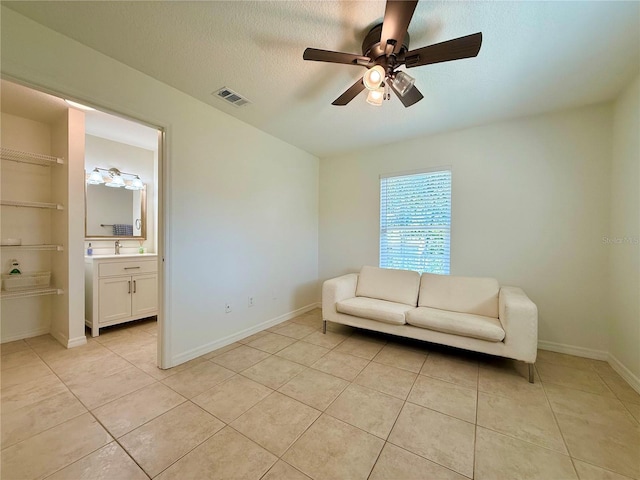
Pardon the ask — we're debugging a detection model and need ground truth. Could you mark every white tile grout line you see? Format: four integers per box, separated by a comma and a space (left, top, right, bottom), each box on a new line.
620, 400, 640, 425
539, 363, 640, 479
7, 324, 638, 480
365, 350, 425, 480
147, 402, 230, 479
151, 317, 355, 477
17, 338, 154, 479
84, 335, 240, 479
536, 366, 578, 479
471, 383, 479, 478
138, 319, 334, 478
18, 324, 207, 479
5, 331, 468, 479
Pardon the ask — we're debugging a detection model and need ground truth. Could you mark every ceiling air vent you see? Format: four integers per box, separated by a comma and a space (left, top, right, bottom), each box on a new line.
213, 87, 251, 108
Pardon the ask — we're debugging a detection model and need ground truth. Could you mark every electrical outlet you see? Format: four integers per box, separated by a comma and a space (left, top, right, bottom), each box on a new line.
225, 303, 232, 313
248, 296, 254, 307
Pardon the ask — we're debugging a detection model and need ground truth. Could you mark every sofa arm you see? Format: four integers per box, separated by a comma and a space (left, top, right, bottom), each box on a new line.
322, 274, 359, 319
499, 286, 538, 363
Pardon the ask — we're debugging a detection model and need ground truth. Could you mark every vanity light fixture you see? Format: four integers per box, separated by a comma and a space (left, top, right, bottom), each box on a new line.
87, 168, 105, 185
105, 171, 125, 188
126, 175, 144, 190
87, 167, 144, 190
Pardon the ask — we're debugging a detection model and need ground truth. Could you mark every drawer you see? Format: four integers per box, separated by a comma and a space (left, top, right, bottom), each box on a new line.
99, 260, 157, 277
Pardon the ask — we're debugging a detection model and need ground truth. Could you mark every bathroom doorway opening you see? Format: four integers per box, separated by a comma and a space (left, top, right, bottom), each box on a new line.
0, 77, 166, 369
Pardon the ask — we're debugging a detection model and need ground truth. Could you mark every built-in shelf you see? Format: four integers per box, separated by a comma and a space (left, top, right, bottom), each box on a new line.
0, 288, 63, 300
1, 200, 64, 210
0, 147, 63, 167
0, 244, 64, 251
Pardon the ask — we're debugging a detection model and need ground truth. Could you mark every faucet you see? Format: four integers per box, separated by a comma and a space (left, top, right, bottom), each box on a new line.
115, 240, 121, 255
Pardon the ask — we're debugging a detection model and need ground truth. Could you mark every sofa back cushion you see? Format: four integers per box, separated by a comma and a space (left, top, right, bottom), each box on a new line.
356, 266, 420, 306
418, 273, 500, 318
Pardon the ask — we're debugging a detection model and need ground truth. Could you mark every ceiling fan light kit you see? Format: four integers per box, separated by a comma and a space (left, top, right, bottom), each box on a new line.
363, 65, 386, 90
366, 87, 385, 107
303, 0, 482, 108
392, 71, 416, 97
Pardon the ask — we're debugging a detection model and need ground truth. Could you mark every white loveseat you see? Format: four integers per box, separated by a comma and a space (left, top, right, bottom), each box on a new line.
322, 266, 538, 382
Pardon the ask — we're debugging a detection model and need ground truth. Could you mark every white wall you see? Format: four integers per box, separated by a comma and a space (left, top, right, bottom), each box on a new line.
50, 108, 86, 348
1, 7, 319, 365
84, 134, 155, 251
320, 104, 613, 354
609, 75, 640, 380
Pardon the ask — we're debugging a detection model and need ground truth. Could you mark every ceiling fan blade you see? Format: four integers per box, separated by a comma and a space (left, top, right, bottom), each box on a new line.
332, 77, 366, 106
389, 82, 424, 108
304, 48, 371, 66
404, 32, 482, 68
380, 0, 418, 54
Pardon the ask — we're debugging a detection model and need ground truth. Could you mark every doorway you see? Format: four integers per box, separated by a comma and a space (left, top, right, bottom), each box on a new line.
0, 78, 166, 369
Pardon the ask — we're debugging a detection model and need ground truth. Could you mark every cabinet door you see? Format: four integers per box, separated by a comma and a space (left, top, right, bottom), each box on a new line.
131, 273, 158, 318
98, 277, 132, 324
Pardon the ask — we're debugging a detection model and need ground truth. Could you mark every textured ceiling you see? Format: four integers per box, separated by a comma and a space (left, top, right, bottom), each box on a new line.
6, 1, 640, 157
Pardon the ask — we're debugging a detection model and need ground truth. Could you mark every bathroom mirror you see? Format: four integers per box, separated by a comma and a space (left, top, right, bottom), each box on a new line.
85, 182, 146, 239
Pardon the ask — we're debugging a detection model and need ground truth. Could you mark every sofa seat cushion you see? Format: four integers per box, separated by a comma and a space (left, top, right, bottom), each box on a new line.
356, 266, 420, 306
336, 297, 412, 325
419, 273, 500, 318
406, 307, 505, 342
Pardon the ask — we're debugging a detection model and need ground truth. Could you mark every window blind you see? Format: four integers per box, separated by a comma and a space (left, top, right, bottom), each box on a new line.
380, 169, 451, 274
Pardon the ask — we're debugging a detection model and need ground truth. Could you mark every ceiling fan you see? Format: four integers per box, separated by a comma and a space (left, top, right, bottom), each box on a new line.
303, 0, 482, 107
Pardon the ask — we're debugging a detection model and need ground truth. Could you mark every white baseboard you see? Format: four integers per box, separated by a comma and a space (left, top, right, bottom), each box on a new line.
538, 340, 640, 394
608, 354, 640, 394
170, 303, 318, 367
49, 330, 68, 349
67, 335, 88, 348
537, 340, 608, 361
1, 327, 50, 344
48, 330, 87, 349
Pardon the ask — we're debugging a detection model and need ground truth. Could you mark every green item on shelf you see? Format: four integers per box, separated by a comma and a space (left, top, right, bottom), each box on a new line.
9, 259, 21, 275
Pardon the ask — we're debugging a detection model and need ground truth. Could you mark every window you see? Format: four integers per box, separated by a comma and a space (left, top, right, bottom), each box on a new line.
380, 169, 451, 274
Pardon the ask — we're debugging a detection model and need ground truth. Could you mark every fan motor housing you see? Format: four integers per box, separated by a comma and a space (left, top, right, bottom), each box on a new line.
362, 23, 410, 61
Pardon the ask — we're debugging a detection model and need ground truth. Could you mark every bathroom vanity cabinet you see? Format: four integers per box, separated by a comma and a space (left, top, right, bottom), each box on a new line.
85, 254, 158, 336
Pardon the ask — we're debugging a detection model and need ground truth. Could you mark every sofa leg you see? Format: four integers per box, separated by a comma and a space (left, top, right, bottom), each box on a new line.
528, 363, 534, 383
322, 320, 327, 334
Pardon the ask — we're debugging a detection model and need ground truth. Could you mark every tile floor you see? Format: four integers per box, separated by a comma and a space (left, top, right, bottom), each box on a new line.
1, 309, 639, 479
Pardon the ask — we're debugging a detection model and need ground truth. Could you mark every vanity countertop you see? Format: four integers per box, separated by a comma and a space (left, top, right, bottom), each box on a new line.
84, 253, 157, 260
